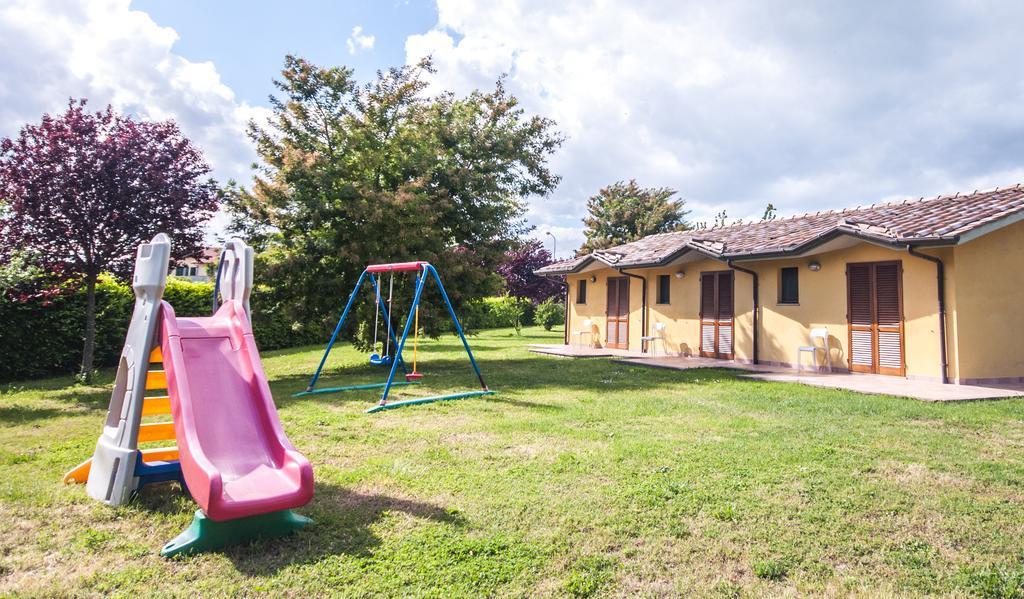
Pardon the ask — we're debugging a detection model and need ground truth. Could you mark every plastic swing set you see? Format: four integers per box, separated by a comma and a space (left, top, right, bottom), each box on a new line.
294, 261, 494, 413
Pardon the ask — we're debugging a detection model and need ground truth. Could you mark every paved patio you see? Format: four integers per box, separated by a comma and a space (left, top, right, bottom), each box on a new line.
526, 344, 646, 359
528, 344, 1024, 402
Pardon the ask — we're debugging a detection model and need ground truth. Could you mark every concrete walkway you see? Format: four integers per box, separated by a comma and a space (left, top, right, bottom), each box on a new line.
611, 355, 1024, 402
528, 344, 1024, 402
527, 344, 646, 359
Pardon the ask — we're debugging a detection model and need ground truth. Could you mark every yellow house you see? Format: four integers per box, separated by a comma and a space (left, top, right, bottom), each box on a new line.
536, 184, 1024, 386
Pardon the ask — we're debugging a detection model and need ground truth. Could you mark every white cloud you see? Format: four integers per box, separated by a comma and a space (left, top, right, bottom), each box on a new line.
346, 25, 375, 55
0, 0, 266, 196
407, 0, 1024, 252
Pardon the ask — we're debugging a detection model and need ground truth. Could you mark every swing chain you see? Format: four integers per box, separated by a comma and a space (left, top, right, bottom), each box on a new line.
385, 273, 394, 356
371, 274, 381, 354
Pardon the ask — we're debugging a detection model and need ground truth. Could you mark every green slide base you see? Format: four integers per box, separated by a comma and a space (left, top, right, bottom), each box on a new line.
366, 390, 495, 413
161, 509, 311, 558
293, 380, 419, 397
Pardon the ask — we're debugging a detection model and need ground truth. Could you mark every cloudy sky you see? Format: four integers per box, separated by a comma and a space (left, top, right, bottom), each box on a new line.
2, 0, 1022, 255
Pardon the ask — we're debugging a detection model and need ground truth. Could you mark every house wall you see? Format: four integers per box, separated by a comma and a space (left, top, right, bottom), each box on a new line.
950, 219, 1024, 382
566, 240, 953, 381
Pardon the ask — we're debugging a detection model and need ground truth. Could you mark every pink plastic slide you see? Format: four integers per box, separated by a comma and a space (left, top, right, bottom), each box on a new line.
160, 300, 314, 521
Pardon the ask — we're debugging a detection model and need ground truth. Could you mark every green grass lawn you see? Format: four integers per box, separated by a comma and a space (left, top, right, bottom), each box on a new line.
2, 326, 1024, 597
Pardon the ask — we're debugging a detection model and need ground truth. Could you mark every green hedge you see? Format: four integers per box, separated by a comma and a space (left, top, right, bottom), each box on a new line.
0, 277, 321, 382
462, 296, 536, 331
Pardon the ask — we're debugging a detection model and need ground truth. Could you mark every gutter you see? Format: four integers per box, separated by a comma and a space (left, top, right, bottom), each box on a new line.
725, 260, 759, 365
907, 246, 949, 384
617, 267, 649, 352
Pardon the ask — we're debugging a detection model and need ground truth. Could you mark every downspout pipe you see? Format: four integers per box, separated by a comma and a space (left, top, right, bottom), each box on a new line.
725, 260, 759, 365
617, 267, 649, 353
907, 245, 949, 384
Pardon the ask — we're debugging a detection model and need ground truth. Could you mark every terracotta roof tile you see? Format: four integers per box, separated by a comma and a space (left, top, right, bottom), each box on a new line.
536, 183, 1024, 274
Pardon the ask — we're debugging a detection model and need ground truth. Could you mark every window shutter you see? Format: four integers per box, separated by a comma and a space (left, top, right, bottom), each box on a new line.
718, 272, 734, 320
874, 264, 901, 327
700, 273, 715, 319
700, 273, 715, 355
848, 264, 874, 370
848, 265, 872, 326
874, 263, 903, 372
846, 261, 904, 375
618, 278, 629, 315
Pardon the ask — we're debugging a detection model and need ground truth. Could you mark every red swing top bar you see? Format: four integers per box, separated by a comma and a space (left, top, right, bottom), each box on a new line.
366, 261, 429, 273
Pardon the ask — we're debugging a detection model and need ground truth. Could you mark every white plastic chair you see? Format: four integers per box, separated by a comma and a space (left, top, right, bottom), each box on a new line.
641, 322, 667, 356
797, 327, 832, 373
571, 319, 595, 349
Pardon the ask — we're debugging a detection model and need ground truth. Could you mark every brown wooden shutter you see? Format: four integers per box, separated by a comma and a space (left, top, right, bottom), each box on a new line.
700, 273, 715, 319
605, 277, 630, 349
700, 271, 734, 358
874, 262, 904, 375
717, 272, 734, 358
606, 279, 617, 348
700, 273, 716, 356
846, 261, 904, 375
847, 264, 874, 372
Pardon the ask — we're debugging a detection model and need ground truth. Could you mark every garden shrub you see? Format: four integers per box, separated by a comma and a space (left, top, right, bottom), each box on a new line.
0, 276, 322, 382
533, 297, 565, 331
462, 296, 536, 331
487, 296, 530, 335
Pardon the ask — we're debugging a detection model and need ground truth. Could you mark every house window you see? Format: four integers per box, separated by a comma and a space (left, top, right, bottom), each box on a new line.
175, 266, 187, 276
656, 274, 671, 304
576, 279, 587, 304
189, 266, 198, 276
779, 267, 799, 304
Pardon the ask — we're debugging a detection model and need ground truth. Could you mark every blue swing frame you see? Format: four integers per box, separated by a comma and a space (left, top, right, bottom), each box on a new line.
293, 262, 494, 413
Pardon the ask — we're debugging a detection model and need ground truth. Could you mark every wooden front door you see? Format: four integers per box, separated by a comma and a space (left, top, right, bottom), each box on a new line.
700, 271, 734, 359
605, 277, 630, 349
847, 261, 905, 375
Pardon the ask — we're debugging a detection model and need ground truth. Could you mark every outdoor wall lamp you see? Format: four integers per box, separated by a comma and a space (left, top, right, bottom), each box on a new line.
589, 275, 597, 283
808, 261, 822, 272
674, 270, 685, 279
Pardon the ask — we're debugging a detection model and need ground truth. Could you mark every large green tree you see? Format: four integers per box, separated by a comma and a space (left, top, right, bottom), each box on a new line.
579, 180, 690, 253
227, 56, 562, 342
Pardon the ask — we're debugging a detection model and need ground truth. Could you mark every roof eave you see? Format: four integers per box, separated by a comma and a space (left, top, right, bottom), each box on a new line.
535, 227, 965, 275
952, 208, 1024, 245
533, 255, 597, 276
722, 230, 957, 262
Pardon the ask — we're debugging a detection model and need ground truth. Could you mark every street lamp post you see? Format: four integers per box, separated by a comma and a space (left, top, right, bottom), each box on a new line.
545, 231, 556, 260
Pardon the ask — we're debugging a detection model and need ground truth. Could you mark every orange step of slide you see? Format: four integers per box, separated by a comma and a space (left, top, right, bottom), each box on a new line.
146, 370, 167, 390
63, 446, 180, 484
149, 346, 163, 364
142, 396, 171, 417
138, 421, 175, 443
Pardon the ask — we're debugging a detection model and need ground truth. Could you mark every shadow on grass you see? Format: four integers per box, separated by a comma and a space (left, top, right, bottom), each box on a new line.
0, 404, 67, 425
129, 481, 461, 574
221, 483, 463, 575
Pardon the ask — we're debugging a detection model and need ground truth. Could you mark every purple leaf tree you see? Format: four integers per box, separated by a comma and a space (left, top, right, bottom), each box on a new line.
0, 99, 219, 380
498, 239, 561, 303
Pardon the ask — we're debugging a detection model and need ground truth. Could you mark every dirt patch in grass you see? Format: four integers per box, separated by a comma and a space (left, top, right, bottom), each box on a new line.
874, 461, 972, 490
